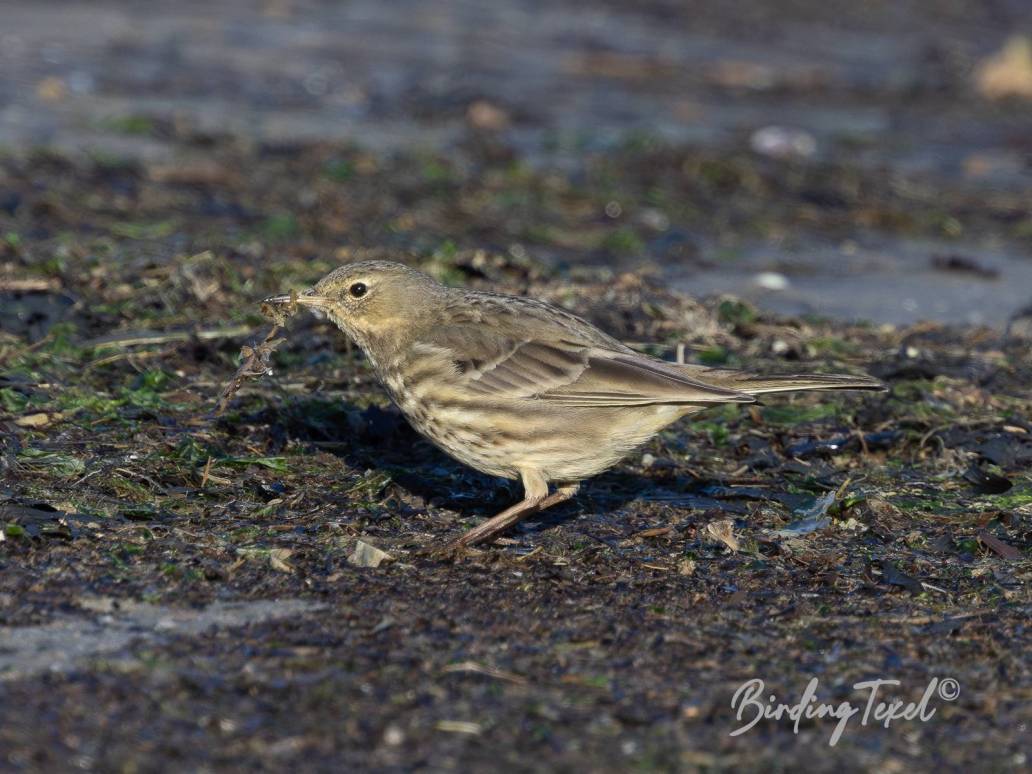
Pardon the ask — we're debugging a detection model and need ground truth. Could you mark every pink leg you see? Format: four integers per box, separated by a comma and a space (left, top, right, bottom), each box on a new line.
447, 473, 580, 549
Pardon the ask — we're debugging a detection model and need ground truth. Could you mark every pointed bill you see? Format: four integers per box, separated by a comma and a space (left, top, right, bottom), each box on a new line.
262, 293, 294, 305
263, 290, 334, 310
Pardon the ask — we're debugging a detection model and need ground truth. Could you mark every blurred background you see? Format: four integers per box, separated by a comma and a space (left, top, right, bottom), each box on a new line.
2, 0, 1031, 326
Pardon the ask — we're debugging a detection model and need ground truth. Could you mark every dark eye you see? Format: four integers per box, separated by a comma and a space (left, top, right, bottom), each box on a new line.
349, 282, 367, 298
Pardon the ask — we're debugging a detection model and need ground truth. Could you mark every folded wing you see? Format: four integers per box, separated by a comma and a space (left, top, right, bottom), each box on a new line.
453, 337, 755, 407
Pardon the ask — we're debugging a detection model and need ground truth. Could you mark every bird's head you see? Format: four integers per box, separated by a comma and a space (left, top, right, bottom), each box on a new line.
264, 260, 444, 350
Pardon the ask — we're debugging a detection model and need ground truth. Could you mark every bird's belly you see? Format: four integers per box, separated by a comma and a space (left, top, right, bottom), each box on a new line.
399, 402, 522, 479
381, 379, 519, 478
391, 390, 688, 483
523, 404, 687, 481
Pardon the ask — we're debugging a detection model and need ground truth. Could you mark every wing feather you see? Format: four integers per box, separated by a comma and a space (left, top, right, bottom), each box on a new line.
407, 294, 874, 410
447, 335, 753, 407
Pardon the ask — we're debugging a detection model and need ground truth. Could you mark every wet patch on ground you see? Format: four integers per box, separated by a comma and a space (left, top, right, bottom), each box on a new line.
0, 597, 324, 681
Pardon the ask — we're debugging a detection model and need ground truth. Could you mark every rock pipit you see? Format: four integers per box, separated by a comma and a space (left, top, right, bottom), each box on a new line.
265, 261, 882, 549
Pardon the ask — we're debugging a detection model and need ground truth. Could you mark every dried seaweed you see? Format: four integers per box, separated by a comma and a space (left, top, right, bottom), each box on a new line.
211, 291, 299, 416
211, 325, 285, 417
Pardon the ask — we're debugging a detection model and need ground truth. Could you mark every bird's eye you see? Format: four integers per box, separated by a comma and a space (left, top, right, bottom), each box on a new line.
349, 282, 367, 299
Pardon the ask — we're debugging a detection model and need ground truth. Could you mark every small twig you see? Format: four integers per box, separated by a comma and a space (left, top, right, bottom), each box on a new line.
0, 277, 62, 292
113, 467, 168, 494
919, 418, 1002, 449
200, 456, 213, 488
86, 325, 254, 351
514, 545, 543, 562
84, 345, 178, 372
853, 426, 870, 456
442, 661, 528, 685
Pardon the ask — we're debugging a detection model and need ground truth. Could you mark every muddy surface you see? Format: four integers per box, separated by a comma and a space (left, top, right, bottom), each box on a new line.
1, 1, 1032, 771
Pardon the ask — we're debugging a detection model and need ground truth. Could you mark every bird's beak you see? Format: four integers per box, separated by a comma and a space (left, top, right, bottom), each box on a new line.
262, 289, 334, 310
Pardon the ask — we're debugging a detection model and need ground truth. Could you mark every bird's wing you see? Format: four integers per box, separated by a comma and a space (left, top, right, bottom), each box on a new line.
427, 326, 754, 407
532, 344, 755, 406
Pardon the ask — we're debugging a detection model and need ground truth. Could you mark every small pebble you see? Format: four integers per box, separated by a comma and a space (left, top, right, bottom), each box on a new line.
754, 271, 789, 291
750, 125, 817, 158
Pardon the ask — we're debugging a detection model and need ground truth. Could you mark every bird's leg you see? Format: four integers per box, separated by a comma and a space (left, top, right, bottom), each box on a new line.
534, 481, 581, 514
448, 471, 548, 549
448, 474, 580, 549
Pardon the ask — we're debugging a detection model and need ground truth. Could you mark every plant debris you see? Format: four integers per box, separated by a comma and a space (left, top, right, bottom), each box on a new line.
977, 529, 1022, 560
212, 325, 286, 417
702, 519, 739, 553
771, 490, 837, 538
259, 289, 300, 327
347, 539, 393, 568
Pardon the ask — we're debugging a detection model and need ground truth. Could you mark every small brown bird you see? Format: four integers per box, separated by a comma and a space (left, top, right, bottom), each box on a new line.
265, 260, 882, 549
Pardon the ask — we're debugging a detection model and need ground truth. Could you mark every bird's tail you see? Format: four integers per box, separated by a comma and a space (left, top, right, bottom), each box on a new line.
694, 368, 885, 396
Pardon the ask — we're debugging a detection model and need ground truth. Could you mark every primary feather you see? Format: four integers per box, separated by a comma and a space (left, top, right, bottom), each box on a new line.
416, 291, 879, 408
